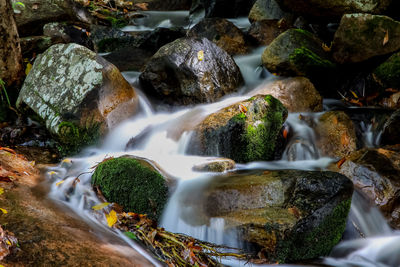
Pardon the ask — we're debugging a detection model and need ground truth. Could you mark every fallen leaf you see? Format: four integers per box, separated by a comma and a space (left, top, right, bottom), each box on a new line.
341, 133, 350, 146
55, 180, 65, 186
238, 104, 247, 113
62, 158, 72, 164
25, 62, 32, 75
350, 90, 359, 99
383, 29, 389, 46
322, 43, 331, 52
0, 208, 8, 214
332, 117, 338, 125
0, 176, 12, 183
288, 207, 301, 219
106, 210, 117, 227
283, 128, 288, 139
197, 50, 204, 61
92, 202, 111, 210
0, 188, 3, 195
337, 157, 346, 168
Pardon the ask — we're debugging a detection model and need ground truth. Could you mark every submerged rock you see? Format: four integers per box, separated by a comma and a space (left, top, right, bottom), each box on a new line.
192, 158, 236, 172
274, 0, 392, 19
373, 51, 400, 90
183, 169, 353, 262
16, 43, 139, 154
335, 145, 400, 228
332, 14, 400, 64
92, 156, 169, 221
262, 29, 335, 78
315, 111, 357, 158
187, 18, 247, 55
252, 77, 322, 112
188, 95, 287, 162
139, 37, 244, 105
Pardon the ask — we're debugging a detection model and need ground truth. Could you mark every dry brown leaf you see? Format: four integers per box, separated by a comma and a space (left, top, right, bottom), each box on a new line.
383, 29, 389, 46
341, 133, 350, 146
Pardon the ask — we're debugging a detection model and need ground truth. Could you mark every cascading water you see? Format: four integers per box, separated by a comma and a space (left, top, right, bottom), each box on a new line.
45, 13, 400, 267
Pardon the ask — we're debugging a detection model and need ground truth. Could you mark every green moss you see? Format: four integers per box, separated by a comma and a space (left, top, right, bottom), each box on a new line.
232, 112, 246, 123
293, 28, 315, 39
91, 157, 168, 221
106, 16, 128, 28
374, 52, 400, 88
289, 46, 335, 75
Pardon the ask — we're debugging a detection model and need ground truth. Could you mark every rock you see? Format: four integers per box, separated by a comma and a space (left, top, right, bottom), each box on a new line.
315, 111, 357, 158
252, 77, 322, 112
274, 0, 392, 20
247, 20, 289, 46
135, 27, 187, 53
373, 51, 400, 89
202, 0, 257, 18
19, 36, 59, 58
16, 43, 139, 154
92, 156, 169, 221
188, 95, 288, 163
11, 0, 78, 37
380, 110, 400, 145
90, 25, 137, 53
192, 158, 236, 172
262, 29, 335, 78
248, 0, 293, 23
103, 48, 154, 72
43, 22, 93, 49
187, 18, 247, 55
133, 0, 191, 11
139, 37, 244, 105
335, 145, 400, 228
184, 169, 353, 262
332, 14, 400, 64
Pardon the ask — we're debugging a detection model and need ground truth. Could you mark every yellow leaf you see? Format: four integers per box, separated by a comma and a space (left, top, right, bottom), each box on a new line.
322, 43, 331, 52
383, 29, 389, 46
62, 158, 72, 164
350, 90, 358, 99
0, 187, 3, 195
48, 171, 57, 176
92, 202, 111, 210
6, 240, 11, 246
0, 208, 8, 214
0, 264, 5, 267
106, 210, 117, 227
197, 50, 204, 61
25, 63, 32, 75
55, 180, 65, 186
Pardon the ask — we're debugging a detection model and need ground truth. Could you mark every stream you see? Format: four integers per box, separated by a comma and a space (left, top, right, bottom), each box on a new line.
45, 12, 400, 267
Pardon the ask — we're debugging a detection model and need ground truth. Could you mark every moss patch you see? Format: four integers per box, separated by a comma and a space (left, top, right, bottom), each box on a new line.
91, 157, 168, 221
374, 52, 400, 89
289, 46, 336, 75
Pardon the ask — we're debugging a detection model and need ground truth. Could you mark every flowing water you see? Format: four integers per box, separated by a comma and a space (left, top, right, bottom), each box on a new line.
46, 13, 400, 267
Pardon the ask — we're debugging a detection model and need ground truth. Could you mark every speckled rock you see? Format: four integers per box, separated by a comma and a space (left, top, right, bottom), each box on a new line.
252, 77, 322, 112
188, 95, 287, 163
17, 43, 139, 154
139, 37, 244, 105
315, 111, 357, 158
187, 18, 248, 55
332, 14, 400, 64
274, 0, 392, 19
179, 169, 353, 262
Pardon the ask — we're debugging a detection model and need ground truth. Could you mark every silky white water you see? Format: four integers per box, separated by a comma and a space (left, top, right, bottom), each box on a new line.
46, 13, 400, 267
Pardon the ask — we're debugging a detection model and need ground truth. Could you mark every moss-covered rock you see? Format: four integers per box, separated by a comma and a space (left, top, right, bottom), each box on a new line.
373, 52, 400, 89
92, 156, 169, 221
188, 94, 287, 163
332, 14, 400, 63
262, 29, 335, 78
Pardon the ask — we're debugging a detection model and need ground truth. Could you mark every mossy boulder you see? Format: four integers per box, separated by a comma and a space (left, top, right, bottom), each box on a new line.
16, 43, 139, 155
178, 169, 353, 262
373, 52, 400, 89
188, 95, 287, 163
262, 29, 335, 79
332, 14, 400, 64
92, 156, 169, 221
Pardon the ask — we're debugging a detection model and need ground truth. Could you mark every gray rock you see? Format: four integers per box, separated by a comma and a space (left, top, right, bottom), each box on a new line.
249, 0, 293, 22
17, 43, 139, 154
139, 37, 244, 105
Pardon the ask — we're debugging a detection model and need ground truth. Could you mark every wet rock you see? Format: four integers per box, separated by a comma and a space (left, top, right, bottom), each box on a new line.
315, 111, 357, 158
103, 48, 153, 72
139, 37, 244, 105
373, 51, 400, 90
332, 14, 400, 64
192, 158, 236, 172
248, 0, 293, 23
133, 0, 192, 11
135, 27, 187, 53
92, 156, 169, 221
247, 20, 289, 46
19, 36, 59, 58
335, 145, 400, 228
188, 95, 287, 163
186, 169, 353, 262
16, 43, 139, 155
187, 18, 247, 55
262, 29, 335, 78
380, 110, 400, 145
202, 0, 257, 18
274, 0, 392, 20
90, 25, 137, 53
252, 77, 322, 112
43, 22, 93, 49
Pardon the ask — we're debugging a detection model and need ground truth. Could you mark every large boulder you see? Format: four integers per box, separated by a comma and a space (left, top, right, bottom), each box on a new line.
247, 20, 289, 46
380, 109, 400, 145
248, 0, 293, 22
16, 43, 139, 154
373, 51, 400, 90
139, 37, 244, 105
262, 29, 335, 78
188, 95, 288, 162
92, 156, 169, 221
315, 111, 357, 158
334, 145, 400, 228
252, 77, 322, 112
181, 169, 353, 262
332, 14, 400, 64
274, 0, 392, 20
187, 18, 248, 55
